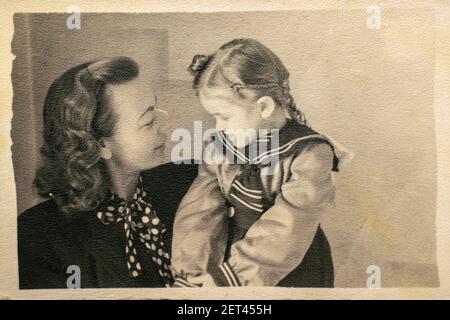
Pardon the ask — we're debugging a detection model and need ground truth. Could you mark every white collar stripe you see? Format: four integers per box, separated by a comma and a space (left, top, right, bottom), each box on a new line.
234, 180, 263, 194
232, 183, 263, 200
218, 131, 249, 162
173, 278, 197, 287
222, 262, 240, 286
217, 132, 326, 165
253, 134, 324, 161
218, 264, 235, 286
220, 131, 248, 160
230, 193, 264, 212
253, 134, 325, 164
219, 263, 239, 287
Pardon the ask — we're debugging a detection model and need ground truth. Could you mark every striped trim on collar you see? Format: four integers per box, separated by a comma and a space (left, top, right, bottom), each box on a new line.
172, 277, 201, 288
217, 130, 326, 165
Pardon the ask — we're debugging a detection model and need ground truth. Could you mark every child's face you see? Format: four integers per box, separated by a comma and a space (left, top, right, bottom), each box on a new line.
199, 88, 264, 148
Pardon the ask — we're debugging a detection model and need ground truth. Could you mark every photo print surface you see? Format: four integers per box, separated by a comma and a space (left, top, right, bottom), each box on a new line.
10, 9, 437, 290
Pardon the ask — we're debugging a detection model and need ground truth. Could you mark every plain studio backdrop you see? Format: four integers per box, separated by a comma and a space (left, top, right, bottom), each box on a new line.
11, 10, 437, 287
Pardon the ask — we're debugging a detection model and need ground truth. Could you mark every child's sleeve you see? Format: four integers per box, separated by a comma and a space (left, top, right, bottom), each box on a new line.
171, 163, 229, 286
208, 141, 336, 287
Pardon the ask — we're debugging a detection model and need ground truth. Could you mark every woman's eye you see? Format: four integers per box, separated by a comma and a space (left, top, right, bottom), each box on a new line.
143, 120, 154, 128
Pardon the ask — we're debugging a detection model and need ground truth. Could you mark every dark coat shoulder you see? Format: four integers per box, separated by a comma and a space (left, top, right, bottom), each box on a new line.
18, 199, 72, 289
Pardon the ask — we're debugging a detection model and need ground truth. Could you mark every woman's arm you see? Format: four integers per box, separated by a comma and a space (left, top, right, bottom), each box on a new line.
207, 142, 336, 286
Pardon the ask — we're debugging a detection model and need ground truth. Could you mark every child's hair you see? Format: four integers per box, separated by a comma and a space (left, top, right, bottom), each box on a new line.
188, 38, 309, 126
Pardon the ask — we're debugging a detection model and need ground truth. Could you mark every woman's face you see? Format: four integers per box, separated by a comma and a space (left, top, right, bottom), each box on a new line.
103, 77, 168, 172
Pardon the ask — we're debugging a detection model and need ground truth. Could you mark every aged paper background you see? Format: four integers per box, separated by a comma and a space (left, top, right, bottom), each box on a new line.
1, 0, 450, 299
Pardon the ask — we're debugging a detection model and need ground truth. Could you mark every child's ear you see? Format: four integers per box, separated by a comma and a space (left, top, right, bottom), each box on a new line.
256, 96, 276, 119
99, 139, 112, 160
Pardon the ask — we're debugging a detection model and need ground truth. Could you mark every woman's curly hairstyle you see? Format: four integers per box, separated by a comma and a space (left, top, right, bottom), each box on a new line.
34, 56, 139, 214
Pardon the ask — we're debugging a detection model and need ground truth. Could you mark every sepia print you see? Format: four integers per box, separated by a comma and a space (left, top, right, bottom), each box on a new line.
1, 0, 450, 300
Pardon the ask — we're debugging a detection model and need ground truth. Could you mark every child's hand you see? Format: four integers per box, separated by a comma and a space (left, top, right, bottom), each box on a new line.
187, 273, 218, 287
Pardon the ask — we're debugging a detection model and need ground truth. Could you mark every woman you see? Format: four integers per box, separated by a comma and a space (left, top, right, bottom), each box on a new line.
18, 57, 197, 289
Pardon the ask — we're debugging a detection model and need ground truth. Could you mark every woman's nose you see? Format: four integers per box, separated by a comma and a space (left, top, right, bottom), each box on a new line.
156, 106, 169, 117
155, 108, 169, 138
155, 107, 169, 120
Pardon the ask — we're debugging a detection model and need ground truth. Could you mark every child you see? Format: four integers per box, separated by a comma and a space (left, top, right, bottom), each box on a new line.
171, 38, 352, 287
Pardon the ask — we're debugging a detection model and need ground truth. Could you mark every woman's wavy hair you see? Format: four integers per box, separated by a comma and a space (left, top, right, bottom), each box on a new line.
188, 38, 309, 126
34, 56, 139, 214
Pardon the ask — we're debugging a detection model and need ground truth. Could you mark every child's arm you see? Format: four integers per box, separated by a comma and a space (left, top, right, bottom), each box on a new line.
207, 142, 336, 286
171, 163, 229, 287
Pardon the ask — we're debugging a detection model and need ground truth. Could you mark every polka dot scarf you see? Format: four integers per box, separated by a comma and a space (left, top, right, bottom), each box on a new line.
96, 176, 172, 286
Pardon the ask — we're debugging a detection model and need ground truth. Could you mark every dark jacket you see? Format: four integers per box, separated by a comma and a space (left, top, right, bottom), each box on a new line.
18, 163, 198, 289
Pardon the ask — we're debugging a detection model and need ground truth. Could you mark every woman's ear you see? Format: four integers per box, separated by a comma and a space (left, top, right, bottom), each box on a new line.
256, 96, 276, 119
99, 139, 112, 160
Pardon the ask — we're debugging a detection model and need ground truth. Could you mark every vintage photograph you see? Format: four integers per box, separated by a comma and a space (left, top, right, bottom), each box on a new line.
7, 6, 440, 294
